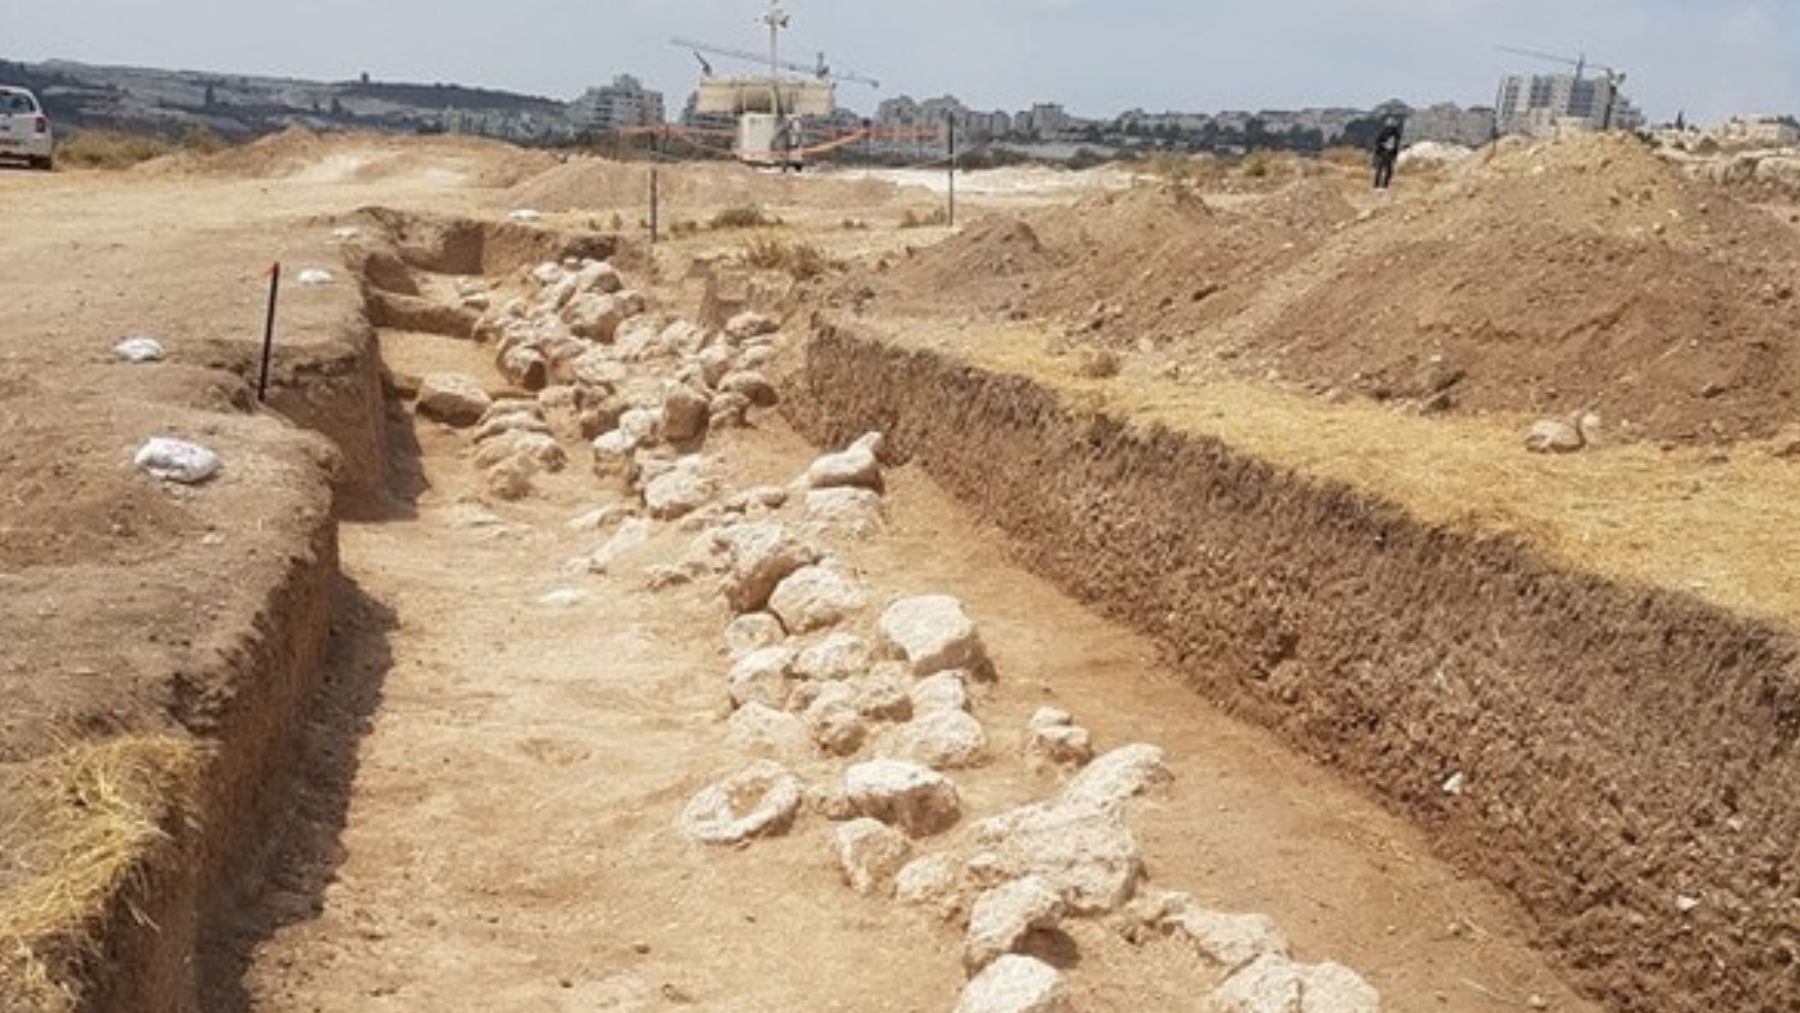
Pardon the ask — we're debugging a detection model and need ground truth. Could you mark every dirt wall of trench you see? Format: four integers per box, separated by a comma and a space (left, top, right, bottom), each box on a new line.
787, 321, 1800, 1013
82, 520, 338, 1013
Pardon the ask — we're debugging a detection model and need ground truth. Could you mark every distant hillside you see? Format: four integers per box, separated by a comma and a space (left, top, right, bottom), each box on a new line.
0, 58, 576, 142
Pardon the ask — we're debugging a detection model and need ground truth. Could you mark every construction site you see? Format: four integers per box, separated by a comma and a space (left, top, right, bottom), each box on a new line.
4, 6, 1800, 1013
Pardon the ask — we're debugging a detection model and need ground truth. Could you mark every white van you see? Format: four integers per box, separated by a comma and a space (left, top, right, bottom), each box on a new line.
0, 86, 54, 170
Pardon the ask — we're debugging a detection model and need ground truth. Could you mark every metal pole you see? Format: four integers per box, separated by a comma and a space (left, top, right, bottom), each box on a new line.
258, 263, 280, 403
947, 117, 956, 227
655, 125, 669, 244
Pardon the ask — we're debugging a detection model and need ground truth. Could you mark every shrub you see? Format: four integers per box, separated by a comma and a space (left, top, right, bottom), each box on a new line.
899, 207, 949, 229
743, 237, 837, 280
710, 205, 775, 229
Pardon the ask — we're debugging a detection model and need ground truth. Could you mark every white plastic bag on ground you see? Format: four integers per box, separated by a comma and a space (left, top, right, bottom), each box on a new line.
115, 335, 165, 363
135, 438, 221, 484
508, 209, 544, 223
296, 268, 334, 286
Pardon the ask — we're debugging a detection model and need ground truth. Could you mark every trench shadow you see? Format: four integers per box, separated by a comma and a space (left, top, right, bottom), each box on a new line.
375, 391, 431, 519
198, 575, 396, 1013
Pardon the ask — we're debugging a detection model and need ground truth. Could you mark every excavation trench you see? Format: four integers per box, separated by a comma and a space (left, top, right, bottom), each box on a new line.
84, 210, 1749, 1012
211, 224, 1613, 1012
785, 319, 1800, 1013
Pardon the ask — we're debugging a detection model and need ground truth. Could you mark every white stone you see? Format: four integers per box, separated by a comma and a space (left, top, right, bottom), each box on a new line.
475, 430, 566, 473
498, 345, 548, 390
695, 345, 737, 388
805, 488, 887, 537
769, 566, 870, 634
725, 613, 786, 657
567, 503, 635, 532
853, 666, 913, 722
592, 429, 639, 463
134, 438, 220, 484
676, 761, 801, 846
586, 517, 655, 573
417, 373, 492, 427
115, 335, 165, 363
508, 208, 544, 222
1169, 908, 1292, 969
975, 801, 1143, 914
569, 348, 630, 389
1524, 417, 1587, 454
898, 708, 990, 770
728, 646, 797, 711
895, 853, 964, 915
792, 632, 870, 683
530, 261, 565, 286
806, 441, 884, 493
953, 956, 1071, 1013
565, 292, 627, 342
718, 370, 778, 408
537, 589, 589, 610
910, 671, 971, 714
473, 409, 551, 444
618, 407, 663, 445
725, 310, 779, 341
1026, 708, 1094, 771
643, 459, 719, 520
833, 818, 913, 896
296, 267, 334, 286
879, 595, 991, 678
843, 759, 961, 838
803, 681, 868, 756
965, 876, 1067, 971
716, 522, 822, 613
727, 703, 810, 760
1062, 744, 1172, 814
1205, 955, 1380, 1013
577, 261, 624, 295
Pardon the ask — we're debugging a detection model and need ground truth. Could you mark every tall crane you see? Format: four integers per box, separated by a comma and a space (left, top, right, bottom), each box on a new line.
1496, 45, 1628, 130
672, 38, 880, 89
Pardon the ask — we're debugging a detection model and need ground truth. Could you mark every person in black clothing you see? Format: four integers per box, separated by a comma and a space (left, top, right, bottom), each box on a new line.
1372, 115, 1404, 190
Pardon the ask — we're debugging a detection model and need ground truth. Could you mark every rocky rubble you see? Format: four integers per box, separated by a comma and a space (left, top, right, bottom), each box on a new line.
415, 251, 1381, 1012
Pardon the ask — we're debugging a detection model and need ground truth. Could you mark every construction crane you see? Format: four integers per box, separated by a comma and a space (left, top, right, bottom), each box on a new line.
672, 37, 880, 89
1495, 44, 1628, 130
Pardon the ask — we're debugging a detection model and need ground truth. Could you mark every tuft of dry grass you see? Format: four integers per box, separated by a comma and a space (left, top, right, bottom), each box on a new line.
709, 205, 778, 230
742, 236, 839, 280
899, 207, 950, 229
53, 131, 175, 170
0, 736, 205, 1012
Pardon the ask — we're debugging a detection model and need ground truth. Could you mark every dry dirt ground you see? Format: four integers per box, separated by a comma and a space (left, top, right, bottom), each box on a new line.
0, 134, 1780, 1012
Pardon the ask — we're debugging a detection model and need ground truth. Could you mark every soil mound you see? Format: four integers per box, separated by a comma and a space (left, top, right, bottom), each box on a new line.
888, 133, 1800, 443
1263, 133, 1800, 441
143, 128, 555, 186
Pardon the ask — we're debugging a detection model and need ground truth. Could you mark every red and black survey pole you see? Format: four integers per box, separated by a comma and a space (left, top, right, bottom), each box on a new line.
258, 262, 281, 403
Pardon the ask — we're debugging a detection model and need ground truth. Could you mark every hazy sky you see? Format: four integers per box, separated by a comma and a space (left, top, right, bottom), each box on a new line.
9, 1, 1798, 123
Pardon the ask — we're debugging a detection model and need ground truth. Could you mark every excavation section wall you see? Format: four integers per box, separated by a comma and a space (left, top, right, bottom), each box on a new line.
787, 321, 1800, 1013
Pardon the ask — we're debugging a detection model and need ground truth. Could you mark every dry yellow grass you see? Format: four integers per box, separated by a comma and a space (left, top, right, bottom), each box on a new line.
0, 735, 204, 1012
877, 317, 1800, 628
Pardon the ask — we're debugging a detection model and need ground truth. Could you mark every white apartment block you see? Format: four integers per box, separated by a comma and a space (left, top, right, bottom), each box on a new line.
1496, 73, 1643, 135
570, 75, 666, 132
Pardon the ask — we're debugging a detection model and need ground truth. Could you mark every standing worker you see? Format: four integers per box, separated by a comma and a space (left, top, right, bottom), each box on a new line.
1372, 115, 1404, 190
